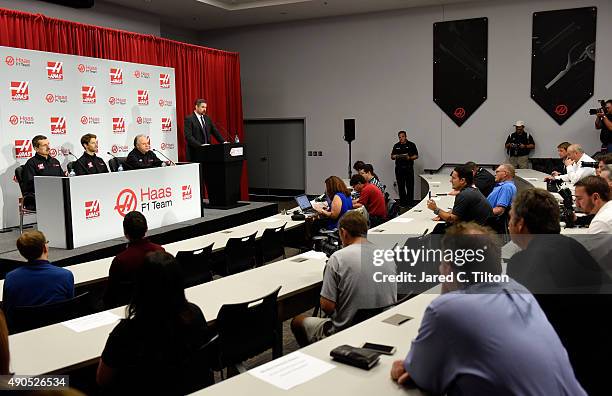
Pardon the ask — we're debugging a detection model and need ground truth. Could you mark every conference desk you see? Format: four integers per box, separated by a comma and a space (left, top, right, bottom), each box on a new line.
8, 250, 327, 376
35, 163, 203, 249
191, 287, 440, 396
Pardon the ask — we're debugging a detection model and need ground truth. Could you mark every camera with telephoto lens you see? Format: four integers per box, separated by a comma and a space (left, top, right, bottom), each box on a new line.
589, 100, 606, 115
313, 229, 341, 256
558, 188, 575, 228
581, 161, 598, 169
547, 178, 564, 193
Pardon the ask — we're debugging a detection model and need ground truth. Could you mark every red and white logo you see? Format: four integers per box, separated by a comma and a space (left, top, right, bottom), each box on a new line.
137, 90, 149, 105
161, 118, 172, 132
81, 86, 96, 103
159, 99, 173, 107
109, 68, 123, 84
50, 117, 67, 135
85, 200, 101, 219
77, 63, 97, 73
11, 81, 29, 101
111, 144, 129, 154
46, 61, 64, 80
108, 96, 127, 105
159, 73, 170, 88
160, 142, 175, 150
10, 115, 34, 125
136, 116, 152, 125
133, 70, 150, 79
182, 185, 192, 200
9, 115, 18, 125
45, 93, 68, 103
115, 188, 138, 217
14, 140, 32, 159
5, 56, 14, 66
112, 117, 126, 134
6, 56, 30, 67
81, 115, 101, 125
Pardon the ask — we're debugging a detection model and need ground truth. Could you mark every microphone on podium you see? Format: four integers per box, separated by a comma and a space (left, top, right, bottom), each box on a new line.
152, 148, 177, 166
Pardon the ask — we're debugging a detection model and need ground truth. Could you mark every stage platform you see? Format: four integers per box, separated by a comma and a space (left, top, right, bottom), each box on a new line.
0, 201, 278, 276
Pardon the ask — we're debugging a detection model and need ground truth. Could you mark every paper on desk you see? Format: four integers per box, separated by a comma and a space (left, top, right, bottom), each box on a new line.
525, 177, 540, 181
249, 351, 335, 390
391, 217, 414, 223
300, 251, 328, 260
258, 217, 281, 223
63, 311, 121, 333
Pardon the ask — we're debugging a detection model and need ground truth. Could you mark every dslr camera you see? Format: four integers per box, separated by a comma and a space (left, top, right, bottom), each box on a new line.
589, 100, 606, 115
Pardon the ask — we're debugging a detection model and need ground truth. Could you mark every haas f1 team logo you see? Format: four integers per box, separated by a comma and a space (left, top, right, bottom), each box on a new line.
115, 189, 138, 217
81, 86, 96, 103
112, 117, 126, 134
161, 118, 172, 132
15, 140, 32, 159
110, 68, 123, 84
137, 90, 149, 105
50, 117, 67, 135
182, 185, 192, 200
46, 62, 64, 80
11, 81, 29, 101
159, 74, 170, 88
85, 200, 101, 219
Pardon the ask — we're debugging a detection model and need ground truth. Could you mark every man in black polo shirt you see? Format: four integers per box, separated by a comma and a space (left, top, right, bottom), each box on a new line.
595, 99, 612, 153
73, 133, 109, 175
391, 130, 418, 207
465, 161, 495, 197
505, 120, 535, 169
427, 164, 492, 225
20, 135, 64, 209
126, 134, 163, 169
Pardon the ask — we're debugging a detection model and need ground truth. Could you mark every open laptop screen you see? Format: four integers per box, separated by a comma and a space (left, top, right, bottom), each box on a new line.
294, 194, 313, 211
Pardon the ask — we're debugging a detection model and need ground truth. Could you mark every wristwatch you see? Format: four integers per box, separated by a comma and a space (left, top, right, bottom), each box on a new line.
433, 208, 441, 215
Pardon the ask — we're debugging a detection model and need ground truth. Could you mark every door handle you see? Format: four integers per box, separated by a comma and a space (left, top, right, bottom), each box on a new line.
260, 157, 268, 161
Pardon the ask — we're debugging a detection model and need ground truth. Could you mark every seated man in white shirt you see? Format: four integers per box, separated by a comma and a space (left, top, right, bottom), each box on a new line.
574, 175, 612, 270
545, 144, 596, 185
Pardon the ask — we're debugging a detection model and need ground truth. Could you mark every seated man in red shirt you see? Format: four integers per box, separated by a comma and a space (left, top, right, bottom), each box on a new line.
350, 174, 387, 227
104, 211, 165, 307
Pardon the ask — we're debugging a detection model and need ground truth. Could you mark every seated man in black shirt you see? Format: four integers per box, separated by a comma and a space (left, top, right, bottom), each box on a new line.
73, 133, 109, 175
507, 188, 612, 395
427, 164, 492, 225
125, 134, 163, 170
20, 135, 65, 209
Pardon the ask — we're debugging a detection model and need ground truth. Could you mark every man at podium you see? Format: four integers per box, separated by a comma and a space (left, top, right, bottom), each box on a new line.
184, 98, 227, 161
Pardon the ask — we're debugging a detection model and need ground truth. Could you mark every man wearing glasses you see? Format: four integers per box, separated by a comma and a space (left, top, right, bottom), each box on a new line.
487, 164, 517, 217
21, 135, 65, 209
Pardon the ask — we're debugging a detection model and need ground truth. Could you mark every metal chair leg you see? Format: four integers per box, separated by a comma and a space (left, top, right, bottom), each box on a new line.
19, 210, 24, 235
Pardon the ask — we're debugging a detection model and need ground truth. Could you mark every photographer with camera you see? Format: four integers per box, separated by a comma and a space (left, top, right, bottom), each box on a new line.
504, 121, 535, 169
593, 99, 612, 153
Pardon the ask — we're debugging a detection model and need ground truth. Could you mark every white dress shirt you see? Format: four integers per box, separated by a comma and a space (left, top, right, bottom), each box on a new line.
555, 153, 596, 185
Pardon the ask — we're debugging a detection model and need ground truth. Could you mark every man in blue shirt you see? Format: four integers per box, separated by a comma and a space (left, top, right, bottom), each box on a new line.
390, 222, 585, 396
3, 231, 74, 325
487, 163, 517, 216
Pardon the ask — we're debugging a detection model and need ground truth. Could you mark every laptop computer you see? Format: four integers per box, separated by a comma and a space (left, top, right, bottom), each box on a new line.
294, 194, 317, 214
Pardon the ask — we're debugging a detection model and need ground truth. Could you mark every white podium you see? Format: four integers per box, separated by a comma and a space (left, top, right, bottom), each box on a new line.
34, 163, 203, 249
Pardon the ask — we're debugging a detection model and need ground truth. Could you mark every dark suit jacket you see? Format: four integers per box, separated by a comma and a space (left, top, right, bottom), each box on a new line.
184, 113, 225, 161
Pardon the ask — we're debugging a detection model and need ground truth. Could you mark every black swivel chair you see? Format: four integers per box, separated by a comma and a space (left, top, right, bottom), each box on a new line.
176, 244, 214, 287
211, 286, 282, 377
108, 157, 128, 172
9, 292, 91, 334
224, 232, 257, 275
14, 165, 36, 234
257, 224, 287, 266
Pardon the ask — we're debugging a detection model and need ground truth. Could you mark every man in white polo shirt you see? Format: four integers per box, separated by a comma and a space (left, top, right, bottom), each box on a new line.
546, 144, 596, 185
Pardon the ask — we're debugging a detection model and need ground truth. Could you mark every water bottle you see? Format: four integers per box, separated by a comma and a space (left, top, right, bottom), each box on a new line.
234, 133, 240, 143
118, 163, 124, 172
68, 168, 76, 177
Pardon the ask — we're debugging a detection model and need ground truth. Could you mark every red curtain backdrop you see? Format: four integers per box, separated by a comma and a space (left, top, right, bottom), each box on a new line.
0, 8, 248, 200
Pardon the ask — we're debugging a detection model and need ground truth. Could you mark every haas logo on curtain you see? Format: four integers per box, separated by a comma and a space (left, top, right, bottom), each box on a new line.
161, 118, 172, 132
112, 117, 126, 134
14, 140, 32, 158
159, 74, 170, 88
46, 62, 64, 80
10, 81, 29, 101
137, 90, 149, 105
81, 86, 96, 103
109, 68, 123, 85
50, 117, 67, 135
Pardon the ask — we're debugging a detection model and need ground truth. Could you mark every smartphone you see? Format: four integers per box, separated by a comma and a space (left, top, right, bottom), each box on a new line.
361, 342, 396, 355
428, 191, 432, 200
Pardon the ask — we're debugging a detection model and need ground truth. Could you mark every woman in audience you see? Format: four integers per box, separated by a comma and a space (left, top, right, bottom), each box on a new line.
97, 252, 213, 395
315, 176, 353, 229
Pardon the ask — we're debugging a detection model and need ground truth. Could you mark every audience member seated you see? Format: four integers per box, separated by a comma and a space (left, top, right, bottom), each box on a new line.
427, 164, 492, 225
506, 188, 612, 395
550, 141, 571, 176
596, 153, 612, 176
2, 231, 74, 328
313, 176, 353, 230
104, 211, 165, 307
125, 134, 163, 169
291, 211, 396, 346
20, 135, 65, 209
97, 252, 213, 395
351, 161, 366, 198
574, 176, 612, 268
356, 163, 385, 194
487, 164, 517, 216
601, 164, 612, 191
545, 144, 596, 185
390, 222, 586, 395
465, 161, 495, 197
349, 174, 387, 227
